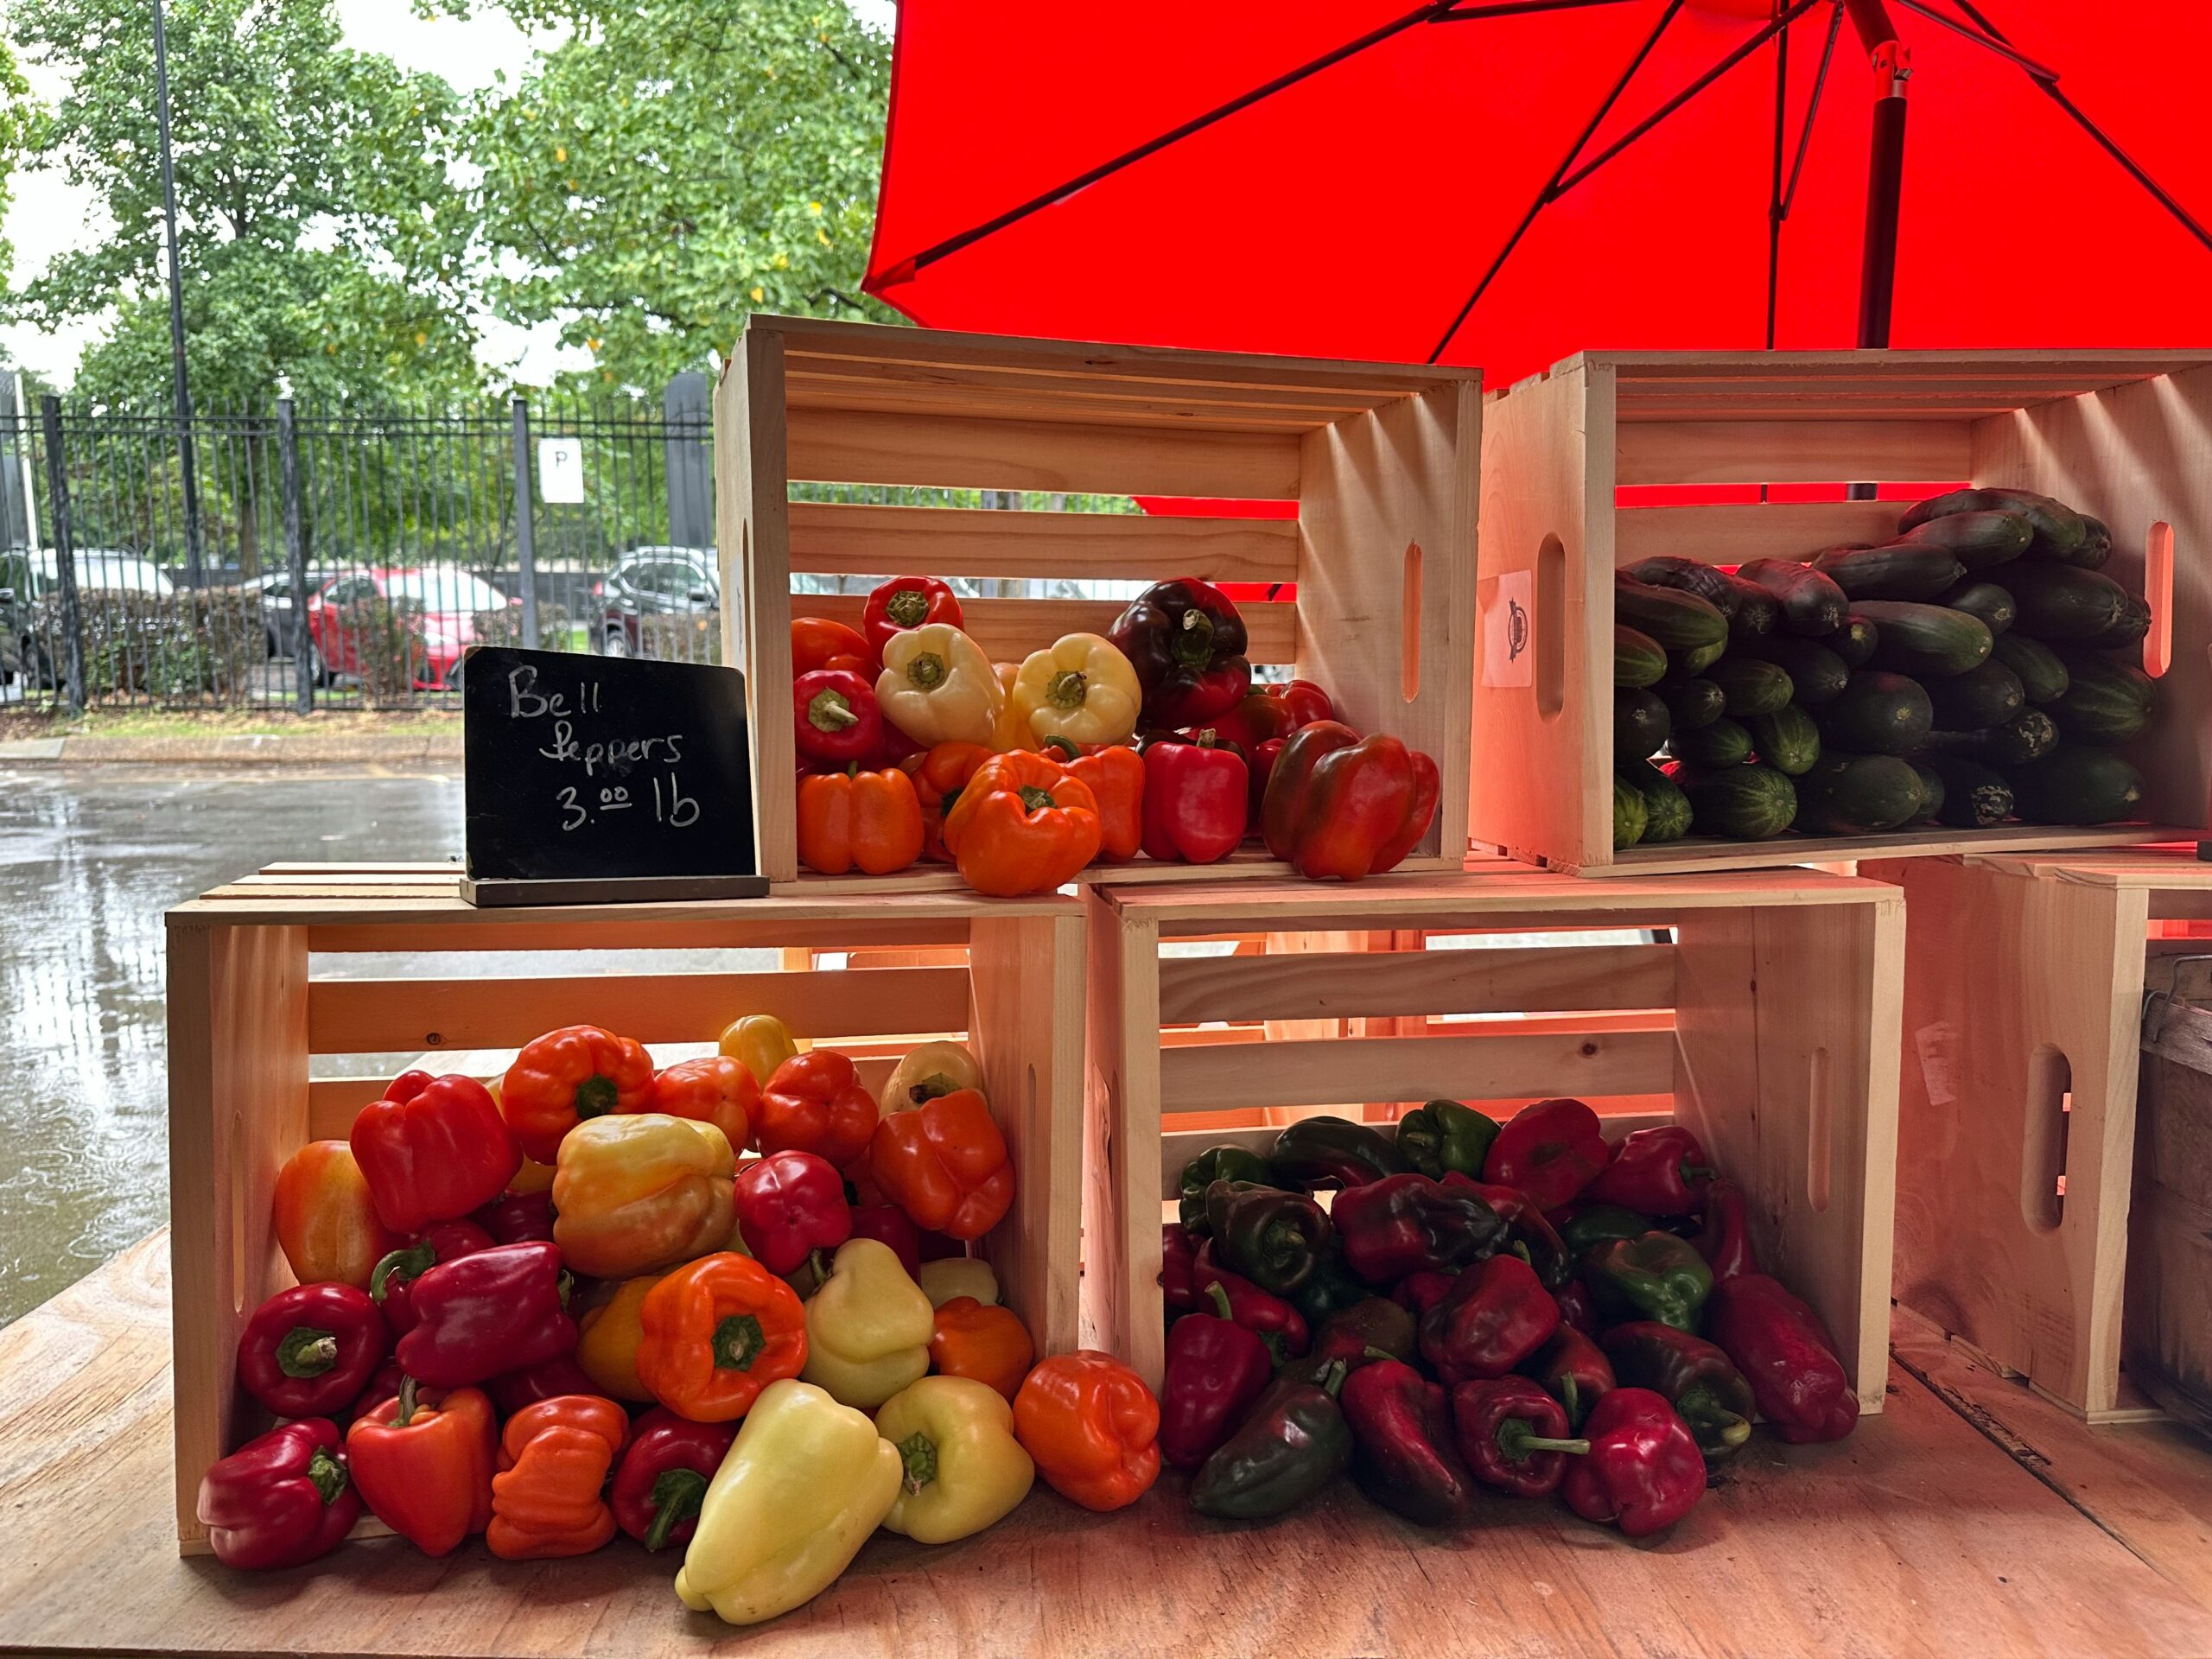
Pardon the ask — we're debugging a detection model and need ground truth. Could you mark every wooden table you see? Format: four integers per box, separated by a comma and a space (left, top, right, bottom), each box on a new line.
5, 1236, 2211, 1659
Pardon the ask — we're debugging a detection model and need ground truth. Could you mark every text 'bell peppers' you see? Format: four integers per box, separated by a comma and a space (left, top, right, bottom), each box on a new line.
796, 765, 925, 877
1332, 1173, 1503, 1286
1160, 1282, 1273, 1471
1602, 1321, 1756, 1464
884, 1040, 984, 1113
237, 1282, 389, 1420
351, 1071, 520, 1236
1709, 1273, 1860, 1443
899, 741, 993, 865
791, 667, 883, 767
802, 1237, 935, 1410
575, 1272, 668, 1402
1481, 1096, 1608, 1211
273, 1140, 397, 1291
1205, 1180, 1328, 1296
1011, 632, 1141, 749
1268, 1114, 1408, 1192
1529, 1325, 1616, 1430
610, 1406, 736, 1551
1261, 721, 1440, 881
1453, 1376, 1590, 1498
500, 1025, 654, 1166
861, 575, 963, 665
1395, 1100, 1502, 1182
1342, 1358, 1476, 1527
1192, 1238, 1313, 1359
1418, 1252, 1560, 1384
1560, 1387, 1707, 1537
196, 1419, 361, 1572
1014, 1350, 1161, 1512
1590, 1231, 1715, 1333
878, 622, 1001, 747
551, 1112, 735, 1280
1190, 1360, 1347, 1521
487, 1394, 629, 1560
734, 1149, 851, 1274
1109, 578, 1251, 728
930, 1295, 1034, 1402
638, 1251, 808, 1423
346, 1379, 496, 1556
394, 1241, 576, 1389
676, 1378, 900, 1626
644, 1054, 757, 1154
718, 1013, 799, 1090
1176, 1144, 1271, 1233
759, 1049, 880, 1168
1046, 739, 1144, 863
1141, 730, 1248, 864
1694, 1179, 1763, 1282
1583, 1124, 1714, 1216
868, 1087, 1014, 1241
941, 749, 1103, 896
369, 1217, 494, 1338
875, 1375, 1036, 1543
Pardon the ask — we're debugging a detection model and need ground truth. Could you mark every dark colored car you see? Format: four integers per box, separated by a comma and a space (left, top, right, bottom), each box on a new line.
594, 545, 717, 658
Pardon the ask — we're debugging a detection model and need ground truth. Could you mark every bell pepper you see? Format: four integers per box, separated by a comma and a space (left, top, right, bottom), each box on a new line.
1159, 1282, 1274, 1471
1451, 1376, 1589, 1498
1601, 1321, 1756, 1464
918, 1255, 999, 1309
1109, 577, 1252, 728
486, 1394, 629, 1560
1205, 1179, 1330, 1296
195, 1419, 361, 1572
1272, 678, 1335, 729
877, 621, 1002, 747
801, 1237, 935, 1409
1175, 1144, 1273, 1233
792, 667, 884, 767
636, 1250, 809, 1422
929, 1294, 1033, 1401
796, 764, 925, 876
941, 749, 1103, 895
675, 1378, 901, 1625
1189, 1360, 1349, 1520
1481, 1096, 1608, 1211
1528, 1325, 1616, 1430
368, 1217, 495, 1339
1190, 1239, 1312, 1359
345, 1358, 405, 1427
272, 1141, 398, 1291
1559, 1386, 1707, 1537
487, 1355, 602, 1415
1309, 1295, 1418, 1371
899, 741, 994, 863
1589, 1231, 1715, 1333
849, 1201, 922, 1279
734, 1148, 851, 1274
346, 1379, 496, 1556
1442, 1174, 1573, 1290
1694, 1179, 1763, 1281
868, 1087, 1014, 1240
1042, 738, 1144, 862
237, 1282, 390, 1420
1555, 1202, 1658, 1258
644, 1054, 758, 1153
1331, 1173, 1503, 1286
551, 1112, 735, 1279
1582, 1124, 1715, 1217
1554, 1278, 1600, 1335
758, 1049, 880, 1167
1261, 721, 1440, 881
1248, 735, 1288, 816
1395, 1099, 1501, 1182
883, 1039, 985, 1112
718, 1013, 800, 1089
1012, 1350, 1161, 1512
875, 1375, 1036, 1543
1206, 688, 1298, 766
1418, 1251, 1560, 1385
1141, 729, 1249, 864
500, 1026, 655, 1166
1290, 1242, 1369, 1328
351, 1071, 521, 1236
1011, 632, 1141, 748
1394, 1271, 1457, 1322
861, 575, 963, 665
394, 1241, 576, 1389
1708, 1273, 1859, 1444
610, 1406, 736, 1551
473, 1186, 556, 1245
1160, 1222, 1201, 1317
1268, 1114, 1410, 1192
574, 1272, 668, 1402
791, 614, 871, 677
1342, 1358, 1477, 1527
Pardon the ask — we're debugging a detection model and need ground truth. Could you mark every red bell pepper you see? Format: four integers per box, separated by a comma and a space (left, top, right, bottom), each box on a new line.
1332, 1173, 1503, 1285
1708, 1273, 1859, 1443
472, 1187, 556, 1245
1205, 690, 1296, 765
196, 1418, 362, 1572
1553, 1279, 1600, 1336
1480, 1097, 1608, 1211
1526, 1325, 1615, 1430
861, 575, 963, 665
486, 1354, 603, 1416
1270, 679, 1334, 729
733, 1147, 852, 1274
1341, 1359, 1477, 1527
1141, 730, 1248, 864
1160, 1283, 1274, 1471
1560, 1386, 1707, 1537
368, 1217, 495, 1339
848, 1201, 922, 1281
1308, 1296, 1418, 1371
792, 667, 884, 767
792, 615, 872, 677
756, 1050, 879, 1167
1109, 577, 1251, 727
1417, 1252, 1559, 1385
1694, 1179, 1762, 1281
1392, 1268, 1458, 1320
345, 1358, 406, 1428
1581, 1125, 1714, 1217
393, 1241, 576, 1389
1260, 721, 1440, 881
1440, 1173, 1573, 1289
1248, 735, 1287, 817
345, 1379, 496, 1557
350, 1070, 520, 1236
1451, 1376, 1589, 1497
236, 1282, 389, 1420
609, 1406, 738, 1550
1191, 1238, 1312, 1359
1161, 1222, 1200, 1315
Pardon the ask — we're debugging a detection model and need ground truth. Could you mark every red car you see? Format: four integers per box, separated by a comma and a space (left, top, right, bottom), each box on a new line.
305, 568, 515, 689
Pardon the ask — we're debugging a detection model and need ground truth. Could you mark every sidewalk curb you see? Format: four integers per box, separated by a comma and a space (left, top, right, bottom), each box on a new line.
0, 733, 464, 766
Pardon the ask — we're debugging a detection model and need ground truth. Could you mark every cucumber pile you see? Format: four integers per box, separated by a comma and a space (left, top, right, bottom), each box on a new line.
1611, 486, 2152, 850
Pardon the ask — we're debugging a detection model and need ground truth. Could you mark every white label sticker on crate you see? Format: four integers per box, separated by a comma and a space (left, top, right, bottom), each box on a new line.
1914, 1020, 1959, 1109
1479, 571, 1534, 689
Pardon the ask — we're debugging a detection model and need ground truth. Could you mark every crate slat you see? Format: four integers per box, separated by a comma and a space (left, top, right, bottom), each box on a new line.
1612, 501, 1901, 568
786, 501, 1300, 585
797, 592, 1299, 666
1614, 419, 1974, 486
1156, 942, 1675, 1025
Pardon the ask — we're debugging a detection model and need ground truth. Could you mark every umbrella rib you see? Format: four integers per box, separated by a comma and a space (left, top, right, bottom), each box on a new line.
1766, 1, 1791, 350
1780, 0, 1847, 220
1433, 0, 1648, 19
1884, 0, 2056, 81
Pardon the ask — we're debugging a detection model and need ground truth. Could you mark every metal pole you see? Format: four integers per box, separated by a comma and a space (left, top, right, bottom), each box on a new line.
151, 0, 205, 584
1856, 39, 1910, 349
39, 397, 86, 717
511, 396, 538, 646
278, 399, 312, 714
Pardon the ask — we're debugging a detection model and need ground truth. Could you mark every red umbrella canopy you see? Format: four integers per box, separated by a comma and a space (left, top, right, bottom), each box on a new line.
864, 1, 2212, 383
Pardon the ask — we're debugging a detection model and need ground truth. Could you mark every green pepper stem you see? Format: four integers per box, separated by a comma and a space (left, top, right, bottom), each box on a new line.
393, 1374, 420, 1427
1317, 1358, 1347, 1398
1046, 669, 1089, 709
369, 1242, 433, 1304
1361, 1345, 1395, 1362
906, 652, 947, 690
307, 1445, 350, 1505
886, 587, 931, 629
807, 687, 859, 731
1496, 1417, 1589, 1462
575, 1072, 619, 1120
713, 1313, 766, 1371
897, 1430, 938, 1496
1040, 734, 1081, 762
276, 1326, 339, 1379
644, 1467, 709, 1551
1016, 785, 1057, 812
906, 1072, 959, 1104
1171, 607, 1216, 667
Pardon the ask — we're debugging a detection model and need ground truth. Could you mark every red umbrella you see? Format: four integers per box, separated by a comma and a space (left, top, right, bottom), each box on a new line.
863, 1, 2212, 384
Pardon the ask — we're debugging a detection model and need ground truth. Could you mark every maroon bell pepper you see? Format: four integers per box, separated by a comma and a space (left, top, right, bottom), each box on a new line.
1109, 577, 1252, 728
1260, 721, 1440, 882
1560, 1387, 1707, 1537
1525, 1325, 1615, 1430
1441, 1174, 1572, 1289
610, 1407, 739, 1550
1192, 1239, 1313, 1358
1693, 1179, 1762, 1281
1141, 730, 1249, 864
1393, 1269, 1458, 1320
1332, 1173, 1503, 1286
472, 1188, 556, 1245
1161, 1223, 1200, 1317
1481, 1097, 1608, 1211
1709, 1274, 1860, 1444
368, 1217, 496, 1339
1341, 1359, 1476, 1526
1452, 1376, 1590, 1497
1309, 1297, 1418, 1371
345, 1358, 407, 1429
1552, 1279, 1600, 1336
1418, 1252, 1559, 1385
485, 1353, 602, 1415
196, 1418, 363, 1571
849, 1201, 923, 1281
393, 1241, 576, 1389
1581, 1125, 1714, 1217
236, 1282, 390, 1420
1160, 1283, 1275, 1471
1601, 1321, 1756, 1464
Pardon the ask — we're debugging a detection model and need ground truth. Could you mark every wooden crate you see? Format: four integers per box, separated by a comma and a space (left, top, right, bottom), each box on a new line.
1472, 350, 2212, 875
1081, 868, 1904, 1400
1865, 844, 2212, 1419
714, 315, 1481, 890
163, 866, 1084, 1554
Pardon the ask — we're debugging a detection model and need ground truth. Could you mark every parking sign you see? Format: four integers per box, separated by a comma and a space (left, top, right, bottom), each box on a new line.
537, 436, 585, 504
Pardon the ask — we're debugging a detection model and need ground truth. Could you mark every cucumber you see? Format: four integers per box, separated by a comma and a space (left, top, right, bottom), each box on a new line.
1621, 761, 1693, 844
1939, 580, 2014, 636
2006, 563, 2131, 642
1724, 575, 1780, 642
1811, 544, 1967, 601
1670, 716, 1754, 769
1899, 510, 2032, 570
1902, 486, 2087, 564
1745, 705, 1821, 776
1612, 772, 1649, 850
1662, 678, 1726, 729
1616, 574, 1729, 654
1795, 752, 1926, 835
1819, 671, 1934, 756
1992, 632, 2069, 703
2076, 514, 2114, 571
1916, 754, 2015, 828
1742, 636, 1849, 707
1674, 638, 1728, 677
1738, 557, 1848, 637
2084, 593, 2151, 653
1675, 762, 1799, 840
1624, 556, 1742, 618
1923, 709, 2060, 767
2050, 654, 2155, 747
1707, 657, 1794, 717
1614, 687, 1672, 764
1832, 613, 1879, 668
1926, 660, 2025, 730
2007, 745, 2145, 825
1853, 601, 1993, 677
1615, 625, 1668, 689
1910, 762, 1946, 823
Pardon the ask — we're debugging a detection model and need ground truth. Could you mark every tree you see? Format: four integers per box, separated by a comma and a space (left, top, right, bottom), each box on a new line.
0, 36, 34, 292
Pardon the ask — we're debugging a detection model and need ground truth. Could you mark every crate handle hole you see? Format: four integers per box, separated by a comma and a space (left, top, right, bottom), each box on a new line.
1536, 533, 1566, 721
1400, 542, 1423, 702
2021, 1045, 2070, 1234
1805, 1046, 1833, 1214
229, 1107, 248, 1315
2145, 520, 2174, 678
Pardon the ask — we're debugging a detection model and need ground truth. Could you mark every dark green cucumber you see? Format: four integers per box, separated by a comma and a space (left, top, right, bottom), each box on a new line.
1739, 636, 1849, 706
2050, 654, 2155, 747
1612, 772, 1649, 850
1662, 678, 1726, 729
2006, 563, 2131, 643
2076, 514, 2114, 571
1819, 671, 1934, 756
1795, 752, 1926, 835
1899, 510, 2032, 570
1810, 543, 1967, 601
1723, 575, 1780, 642
1621, 761, 1693, 844
1707, 657, 1794, 717
1902, 486, 2088, 563
1910, 763, 1946, 823
1831, 614, 1879, 668
2006, 745, 2145, 825
2084, 593, 2151, 653
1745, 705, 1821, 777
1853, 601, 1993, 677
1992, 632, 2069, 704
1615, 625, 1668, 689
1614, 687, 1672, 764
1923, 709, 2059, 767
1738, 557, 1848, 637
1616, 574, 1729, 653
1624, 556, 1741, 618
1670, 716, 1754, 769
1916, 754, 2014, 828
1675, 762, 1799, 840
1926, 660, 2025, 731
1938, 580, 2014, 636
1674, 638, 1728, 677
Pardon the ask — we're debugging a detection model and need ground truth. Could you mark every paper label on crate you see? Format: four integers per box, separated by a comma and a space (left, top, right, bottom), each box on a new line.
1479, 571, 1534, 688
1914, 1020, 1959, 1109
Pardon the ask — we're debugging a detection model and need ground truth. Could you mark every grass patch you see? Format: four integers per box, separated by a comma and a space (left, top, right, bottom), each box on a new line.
0, 708, 463, 741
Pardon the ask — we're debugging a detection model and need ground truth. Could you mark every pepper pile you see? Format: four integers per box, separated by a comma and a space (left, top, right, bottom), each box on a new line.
1163, 1101, 1859, 1536
791, 576, 1442, 888
201, 1016, 1163, 1627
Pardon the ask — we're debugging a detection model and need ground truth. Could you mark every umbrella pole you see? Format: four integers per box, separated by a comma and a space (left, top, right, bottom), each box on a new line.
1856, 38, 1910, 349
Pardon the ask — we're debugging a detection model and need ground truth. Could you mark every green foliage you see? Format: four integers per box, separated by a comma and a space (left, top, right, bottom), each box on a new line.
0, 36, 35, 290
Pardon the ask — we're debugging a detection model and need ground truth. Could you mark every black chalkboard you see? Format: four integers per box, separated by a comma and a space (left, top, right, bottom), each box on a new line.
461, 645, 766, 905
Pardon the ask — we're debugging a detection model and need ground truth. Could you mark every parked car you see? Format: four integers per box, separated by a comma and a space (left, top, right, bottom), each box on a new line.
594, 545, 717, 657
304, 568, 512, 689
228, 569, 319, 658
2, 546, 177, 686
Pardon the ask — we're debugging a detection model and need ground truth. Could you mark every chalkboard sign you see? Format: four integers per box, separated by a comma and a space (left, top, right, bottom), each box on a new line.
461, 645, 767, 906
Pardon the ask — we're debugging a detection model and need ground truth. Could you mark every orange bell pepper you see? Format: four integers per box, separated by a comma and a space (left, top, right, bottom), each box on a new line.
346, 1379, 497, 1556
795, 766, 925, 877
1012, 1351, 1161, 1512
867, 1088, 1014, 1241
487, 1395, 630, 1560
552, 1113, 737, 1279
272, 1140, 398, 1290
757, 1050, 879, 1167
940, 750, 1103, 897
644, 1055, 758, 1151
501, 1025, 656, 1166
1044, 738, 1143, 863
930, 1296, 1034, 1402
636, 1252, 810, 1423
791, 616, 871, 677
898, 741, 993, 865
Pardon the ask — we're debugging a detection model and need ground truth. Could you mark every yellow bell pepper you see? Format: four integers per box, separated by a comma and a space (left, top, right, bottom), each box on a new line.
800, 1237, 934, 1409
878, 623, 1002, 747
990, 661, 1030, 750
874, 1376, 1034, 1543
917, 1257, 1000, 1310
881, 1040, 986, 1113
574, 1271, 669, 1402
674, 1378, 899, 1626
551, 1114, 735, 1279
1010, 632, 1141, 749
718, 1014, 802, 1085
